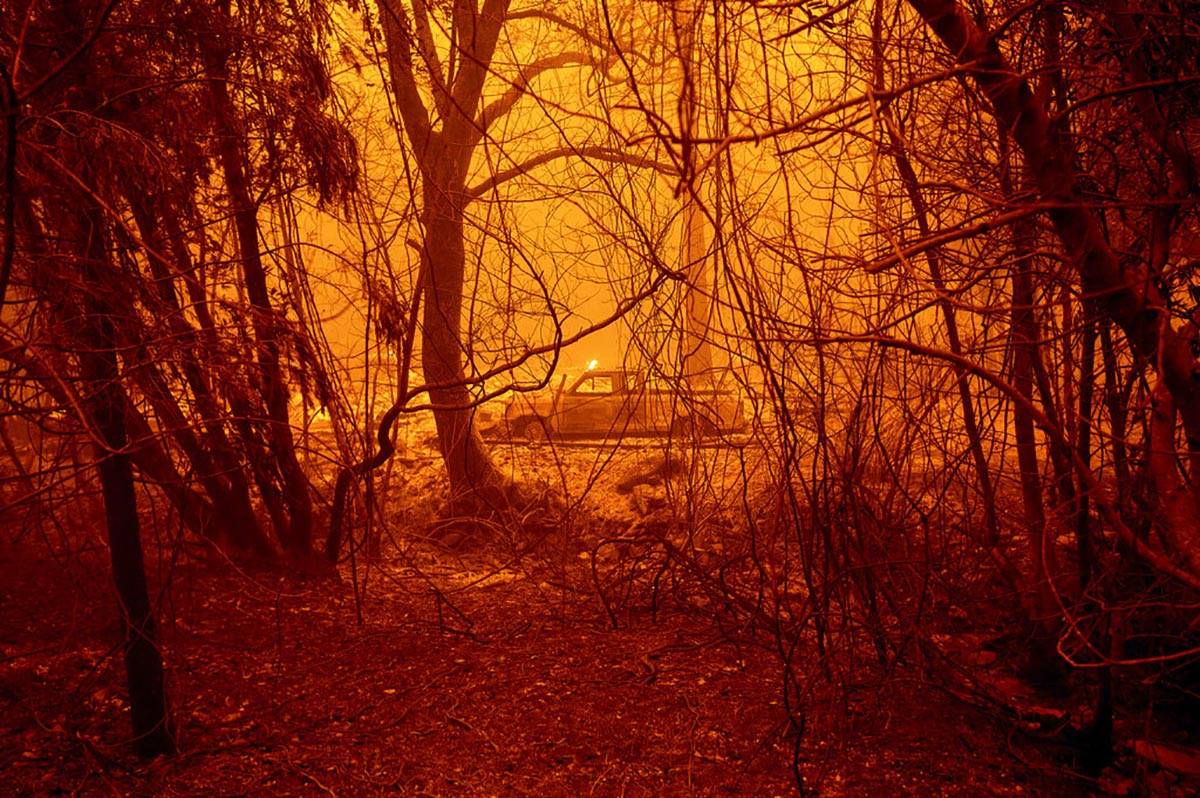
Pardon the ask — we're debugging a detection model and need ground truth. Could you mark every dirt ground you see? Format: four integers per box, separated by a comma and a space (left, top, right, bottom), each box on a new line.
0, 429, 1101, 796
0, 536, 1089, 797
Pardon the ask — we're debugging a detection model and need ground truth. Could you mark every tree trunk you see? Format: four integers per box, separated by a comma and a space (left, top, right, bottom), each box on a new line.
76, 207, 175, 757
200, 22, 313, 554
674, 0, 714, 382
870, 0, 1001, 553
126, 194, 273, 557
421, 173, 509, 510
1075, 317, 1097, 590
1010, 261, 1059, 629
905, 0, 1200, 579
87, 354, 176, 757
13, 194, 222, 547
1001, 130, 1060, 678
376, 0, 516, 513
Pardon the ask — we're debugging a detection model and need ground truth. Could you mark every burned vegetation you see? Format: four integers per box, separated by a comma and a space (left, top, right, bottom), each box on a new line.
2, 0, 1200, 795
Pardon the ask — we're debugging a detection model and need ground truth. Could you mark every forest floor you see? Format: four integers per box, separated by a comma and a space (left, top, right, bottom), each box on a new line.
0, 432, 1095, 796
0, 541, 1087, 797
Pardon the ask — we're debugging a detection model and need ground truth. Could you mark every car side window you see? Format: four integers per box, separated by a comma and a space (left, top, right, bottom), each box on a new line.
573, 375, 615, 395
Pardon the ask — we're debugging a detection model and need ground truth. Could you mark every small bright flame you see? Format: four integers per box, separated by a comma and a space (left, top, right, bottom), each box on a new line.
587, 359, 599, 371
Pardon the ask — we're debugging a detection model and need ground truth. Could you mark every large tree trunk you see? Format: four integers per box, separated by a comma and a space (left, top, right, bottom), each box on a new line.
377, 0, 515, 513
421, 171, 509, 510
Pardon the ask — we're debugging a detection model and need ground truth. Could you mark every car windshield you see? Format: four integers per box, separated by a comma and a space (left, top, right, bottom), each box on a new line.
573, 374, 615, 394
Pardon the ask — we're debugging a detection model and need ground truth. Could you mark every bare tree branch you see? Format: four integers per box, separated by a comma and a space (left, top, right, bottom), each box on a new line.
466, 144, 674, 200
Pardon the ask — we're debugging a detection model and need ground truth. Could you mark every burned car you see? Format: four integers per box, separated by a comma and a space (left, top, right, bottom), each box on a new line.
501, 369, 746, 441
